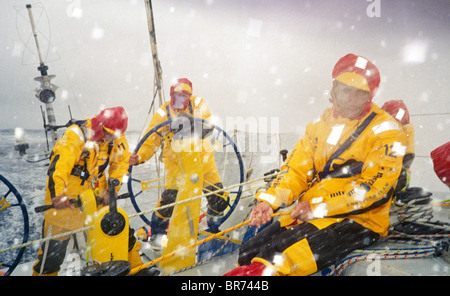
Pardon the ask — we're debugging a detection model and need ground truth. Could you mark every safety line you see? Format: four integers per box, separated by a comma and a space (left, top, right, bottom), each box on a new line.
0, 172, 276, 254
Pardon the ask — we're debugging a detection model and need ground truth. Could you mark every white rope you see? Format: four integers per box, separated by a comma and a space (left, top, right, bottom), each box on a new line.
0, 172, 275, 254
38, 224, 52, 276
328, 188, 450, 276
328, 246, 437, 276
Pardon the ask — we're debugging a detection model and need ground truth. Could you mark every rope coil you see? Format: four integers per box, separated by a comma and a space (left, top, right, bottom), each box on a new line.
327, 244, 438, 276
393, 187, 434, 224
391, 187, 450, 232
326, 187, 450, 276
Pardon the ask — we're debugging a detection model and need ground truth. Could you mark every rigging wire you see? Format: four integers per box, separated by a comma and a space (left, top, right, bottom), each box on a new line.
410, 112, 450, 117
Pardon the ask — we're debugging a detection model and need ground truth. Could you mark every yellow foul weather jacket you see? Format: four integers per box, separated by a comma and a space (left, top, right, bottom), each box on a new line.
44, 120, 130, 232
136, 96, 221, 189
256, 103, 407, 236
96, 133, 131, 197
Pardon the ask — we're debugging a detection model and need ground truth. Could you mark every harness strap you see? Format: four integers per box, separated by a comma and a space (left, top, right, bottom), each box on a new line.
98, 142, 114, 178
70, 120, 88, 142
318, 112, 377, 180
70, 120, 90, 185
70, 164, 90, 185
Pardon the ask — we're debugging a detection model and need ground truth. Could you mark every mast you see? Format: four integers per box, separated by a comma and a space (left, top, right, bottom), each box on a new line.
144, 0, 165, 109
143, 0, 165, 197
26, 4, 59, 149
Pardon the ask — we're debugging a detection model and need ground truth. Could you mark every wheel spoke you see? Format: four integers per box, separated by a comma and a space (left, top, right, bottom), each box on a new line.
127, 118, 244, 233
0, 174, 29, 276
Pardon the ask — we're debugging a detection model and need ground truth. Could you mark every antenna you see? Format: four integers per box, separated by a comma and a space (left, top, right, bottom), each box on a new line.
26, 4, 59, 149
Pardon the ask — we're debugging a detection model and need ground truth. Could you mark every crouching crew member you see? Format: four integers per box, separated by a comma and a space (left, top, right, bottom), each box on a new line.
225, 54, 407, 276
33, 106, 145, 276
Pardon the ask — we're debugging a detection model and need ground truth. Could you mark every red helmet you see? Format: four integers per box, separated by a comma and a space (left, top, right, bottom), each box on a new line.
430, 141, 450, 189
381, 100, 410, 125
169, 78, 192, 110
332, 53, 380, 99
91, 106, 128, 141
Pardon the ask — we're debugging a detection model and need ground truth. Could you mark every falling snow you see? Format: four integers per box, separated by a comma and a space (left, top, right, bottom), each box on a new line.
1, 0, 449, 277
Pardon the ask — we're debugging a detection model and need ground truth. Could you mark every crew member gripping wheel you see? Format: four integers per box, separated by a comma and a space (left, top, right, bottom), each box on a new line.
130, 78, 229, 251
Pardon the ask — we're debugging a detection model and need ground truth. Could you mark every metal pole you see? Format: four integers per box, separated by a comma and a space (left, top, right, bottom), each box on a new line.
144, 0, 164, 107
26, 4, 59, 148
26, 4, 44, 66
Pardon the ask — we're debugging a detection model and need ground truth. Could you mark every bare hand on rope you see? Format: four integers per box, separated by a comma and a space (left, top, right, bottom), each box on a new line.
249, 202, 273, 226
290, 201, 313, 222
250, 200, 314, 226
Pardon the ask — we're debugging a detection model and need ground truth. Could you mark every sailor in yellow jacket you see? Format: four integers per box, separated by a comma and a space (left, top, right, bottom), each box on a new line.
381, 99, 415, 194
225, 54, 407, 276
130, 78, 227, 250
32, 106, 145, 276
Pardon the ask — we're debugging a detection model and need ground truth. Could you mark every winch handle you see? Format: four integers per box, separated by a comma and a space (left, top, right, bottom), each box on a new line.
108, 178, 120, 213
34, 197, 81, 213
34, 192, 130, 213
